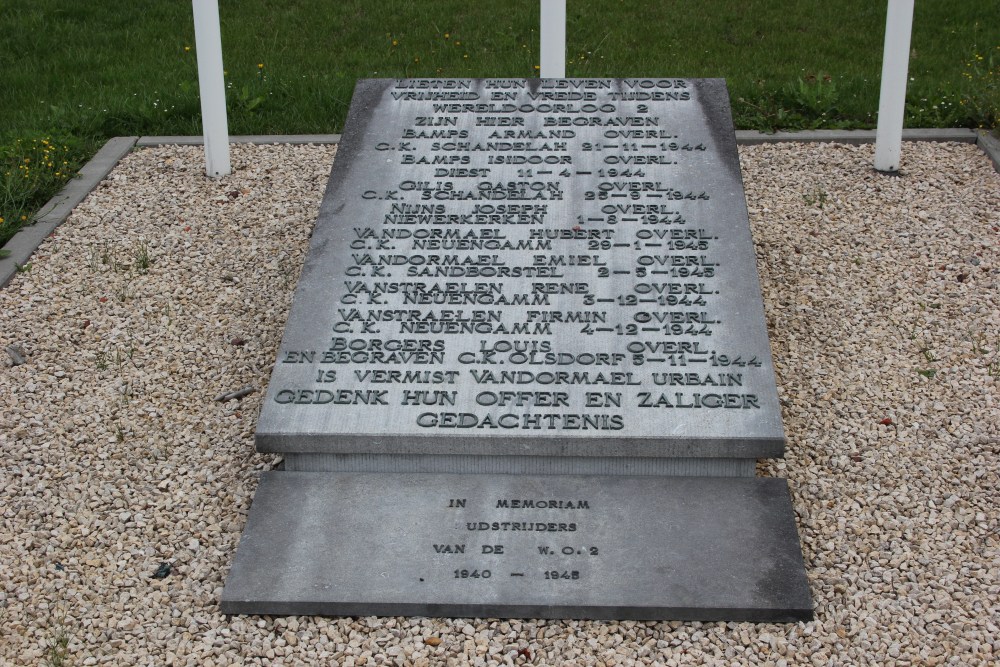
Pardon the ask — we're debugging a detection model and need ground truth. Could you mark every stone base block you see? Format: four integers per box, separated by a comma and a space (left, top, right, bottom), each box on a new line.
221, 472, 812, 621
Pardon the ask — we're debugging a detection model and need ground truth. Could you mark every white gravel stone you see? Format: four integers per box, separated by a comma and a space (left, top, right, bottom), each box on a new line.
1, 141, 998, 666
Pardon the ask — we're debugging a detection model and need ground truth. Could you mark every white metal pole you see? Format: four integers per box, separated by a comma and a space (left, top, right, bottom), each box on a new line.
192, 0, 231, 177
540, 0, 566, 78
874, 0, 914, 172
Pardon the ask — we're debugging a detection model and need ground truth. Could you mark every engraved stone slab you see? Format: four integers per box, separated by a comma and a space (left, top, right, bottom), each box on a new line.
221, 472, 813, 621
258, 79, 784, 461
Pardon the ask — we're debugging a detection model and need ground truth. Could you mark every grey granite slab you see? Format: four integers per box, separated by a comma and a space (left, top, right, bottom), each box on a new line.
256, 79, 785, 461
221, 471, 813, 621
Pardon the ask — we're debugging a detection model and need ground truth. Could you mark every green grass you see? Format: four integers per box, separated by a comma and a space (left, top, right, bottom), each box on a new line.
1, 135, 87, 254
0, 0, 997, 250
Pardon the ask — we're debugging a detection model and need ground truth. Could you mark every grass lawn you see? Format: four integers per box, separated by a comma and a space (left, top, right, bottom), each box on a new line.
1, 0, 997, 251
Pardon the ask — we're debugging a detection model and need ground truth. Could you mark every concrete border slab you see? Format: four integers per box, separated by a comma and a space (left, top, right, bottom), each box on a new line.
136, 134, 342, 146
735, 128, 978, 145
977, 130, 1000, 173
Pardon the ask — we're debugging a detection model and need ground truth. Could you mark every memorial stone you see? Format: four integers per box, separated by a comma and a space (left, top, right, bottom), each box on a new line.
222, 78, 813, 620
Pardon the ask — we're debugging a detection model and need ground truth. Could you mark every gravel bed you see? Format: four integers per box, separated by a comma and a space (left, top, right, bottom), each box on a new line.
1, 141, 998, 665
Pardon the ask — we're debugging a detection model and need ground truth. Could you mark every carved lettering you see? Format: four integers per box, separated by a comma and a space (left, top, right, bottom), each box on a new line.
263, 77, 780, 461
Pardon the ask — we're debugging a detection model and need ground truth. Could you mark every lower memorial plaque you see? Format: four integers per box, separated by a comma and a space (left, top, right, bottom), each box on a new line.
221, 78, 813, 620
222, 472, 811, 621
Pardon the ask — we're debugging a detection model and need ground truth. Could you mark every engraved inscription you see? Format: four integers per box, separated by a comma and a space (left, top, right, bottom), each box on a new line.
428, 492, 599, 585
260, 78, 784, 454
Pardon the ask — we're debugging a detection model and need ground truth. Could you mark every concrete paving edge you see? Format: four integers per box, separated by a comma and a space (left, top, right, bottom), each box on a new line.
0, 136, 139, 289
2, 128, 997, 290
138, 129, 981, 147
977, 131, 1000, 173
734, 128, 978, 145
136, 135, 343, 146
